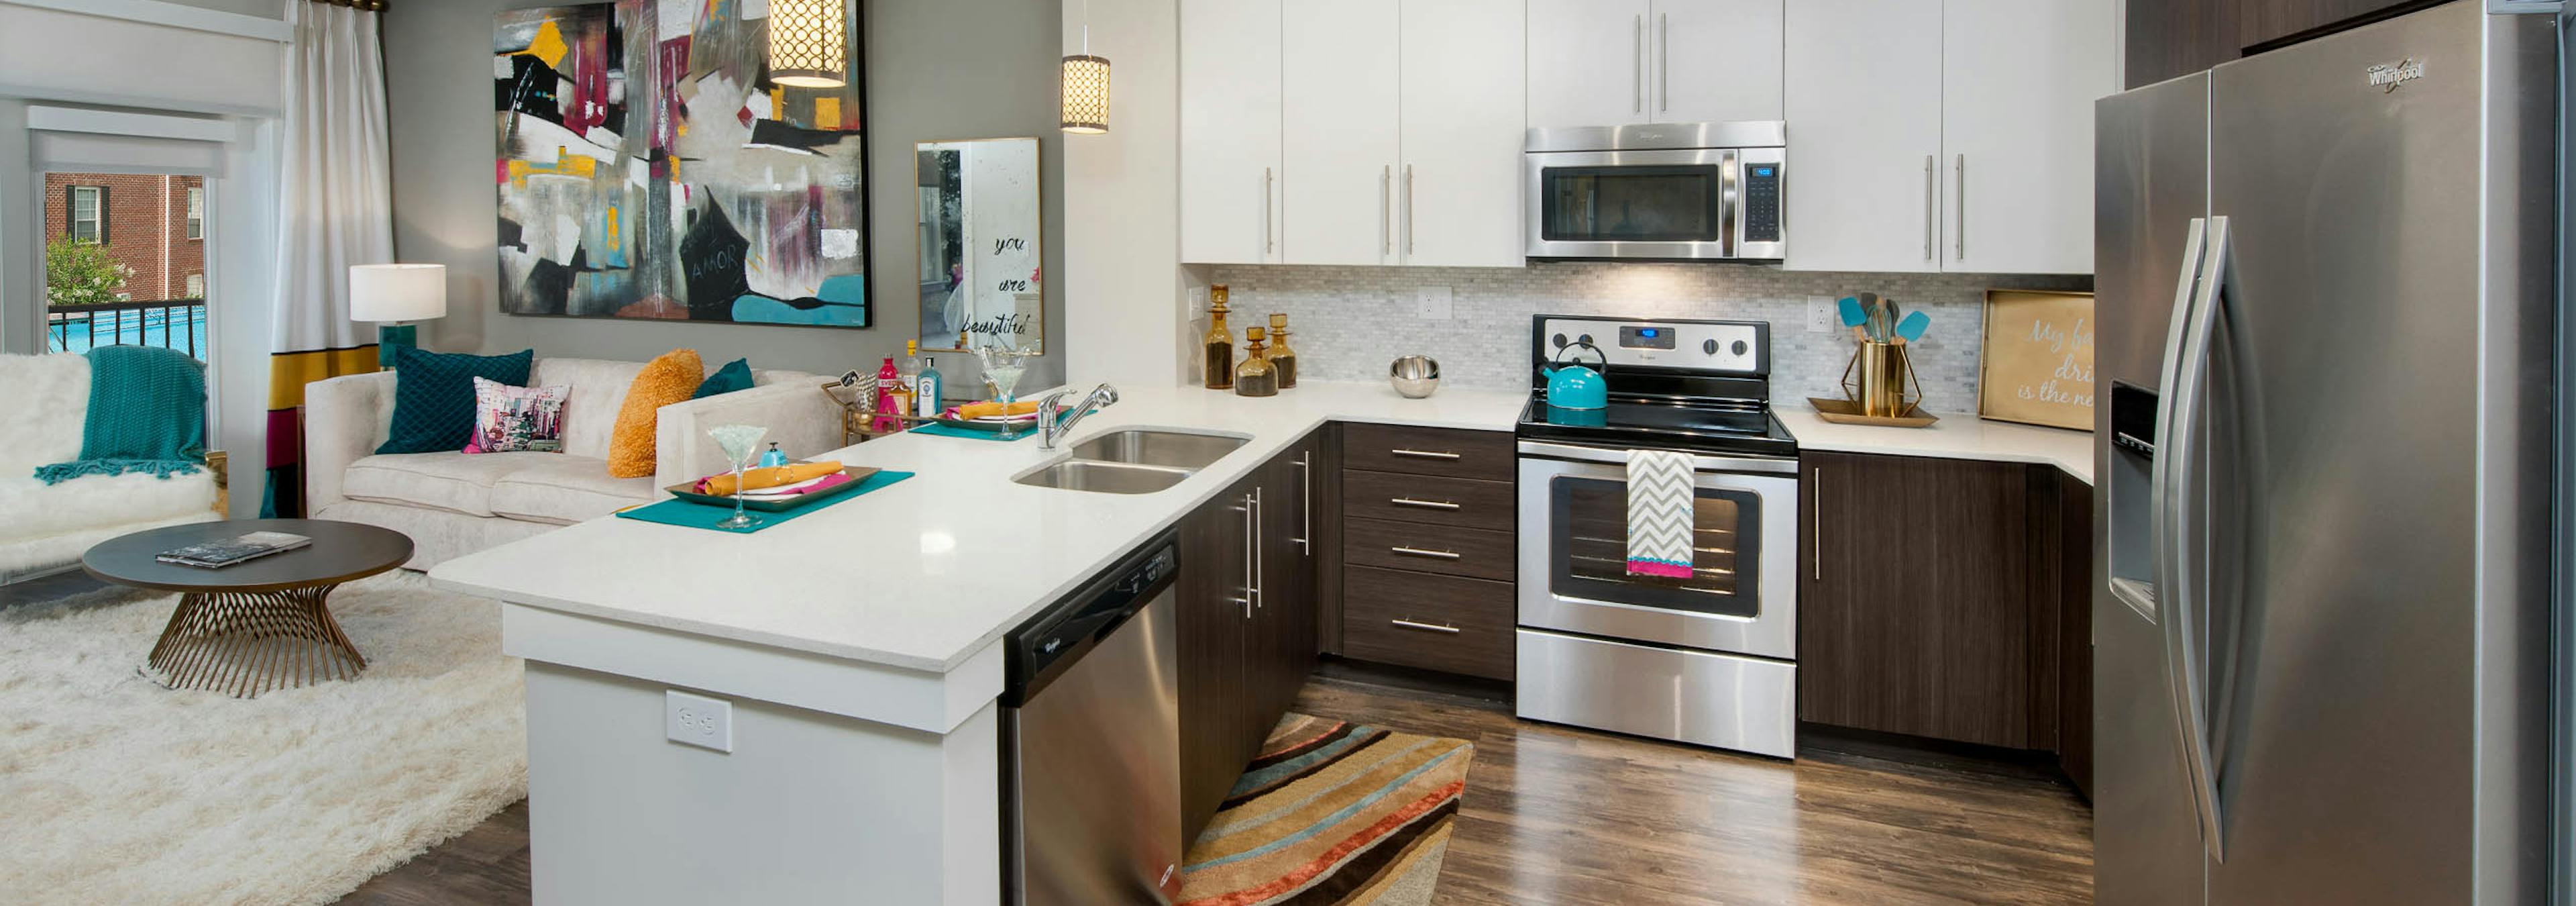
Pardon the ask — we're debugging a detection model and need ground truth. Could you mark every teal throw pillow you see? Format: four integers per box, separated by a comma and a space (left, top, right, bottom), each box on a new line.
692, 357, 755, 399
378, 347, 536, 454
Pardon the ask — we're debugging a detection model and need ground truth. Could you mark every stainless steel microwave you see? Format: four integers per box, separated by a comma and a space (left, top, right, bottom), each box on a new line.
1523, 121, 1785, 262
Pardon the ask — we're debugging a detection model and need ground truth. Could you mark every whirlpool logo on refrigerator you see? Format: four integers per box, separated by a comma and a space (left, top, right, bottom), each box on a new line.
2367, 58, 2425, 93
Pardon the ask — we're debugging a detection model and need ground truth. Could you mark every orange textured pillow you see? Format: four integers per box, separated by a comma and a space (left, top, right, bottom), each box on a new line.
606, 349, 705, 478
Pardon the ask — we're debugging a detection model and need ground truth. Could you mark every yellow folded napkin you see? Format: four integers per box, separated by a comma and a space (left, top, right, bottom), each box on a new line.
954, 400, 1040, 420
696, 461, 843, 497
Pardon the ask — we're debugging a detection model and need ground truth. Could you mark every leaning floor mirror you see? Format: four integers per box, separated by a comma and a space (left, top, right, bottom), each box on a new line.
916, 137, 1042, 354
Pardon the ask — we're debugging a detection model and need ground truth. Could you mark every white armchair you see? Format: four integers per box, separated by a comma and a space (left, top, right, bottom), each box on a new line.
303, 357, 840, 569
0, 352, 220, 581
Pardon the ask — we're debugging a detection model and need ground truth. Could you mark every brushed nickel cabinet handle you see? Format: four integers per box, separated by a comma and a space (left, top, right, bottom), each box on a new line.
1263, 166, 1276, 256
1658, 13, 1669, 113
1391, 497, 1460, 511
1403, 164, 1416, 256
1953, 154, 1966, 260
1811, 466, 1822, 581
1923, 155, 1935, 262
1391, 619, 1461, 635
1294, 454, 1311, 554
1389, 448, 1460, 460
1391, 546, 1461, 560
1252, 487, 1265, 608
1633, 14, 1643, 113
1240, 493, 1255, 617
1380, 165, 1392, 257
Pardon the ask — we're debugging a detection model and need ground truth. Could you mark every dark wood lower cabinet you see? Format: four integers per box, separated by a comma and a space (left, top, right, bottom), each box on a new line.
1178, 432, 1322, 843
1799, 450, 2096, 790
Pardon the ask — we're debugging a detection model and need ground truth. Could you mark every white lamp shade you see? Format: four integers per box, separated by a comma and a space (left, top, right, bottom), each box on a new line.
348, 264, 448, 323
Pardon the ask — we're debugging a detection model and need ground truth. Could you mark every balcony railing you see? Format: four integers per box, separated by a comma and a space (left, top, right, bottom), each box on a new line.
47, 299, 209, 360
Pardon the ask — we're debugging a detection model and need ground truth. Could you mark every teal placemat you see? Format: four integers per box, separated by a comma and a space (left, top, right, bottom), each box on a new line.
616, 470, 916, 533
912, 421, 1040, 442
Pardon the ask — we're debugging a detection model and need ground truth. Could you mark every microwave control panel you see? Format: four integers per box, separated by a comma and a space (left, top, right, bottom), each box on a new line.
1741, 163, 1781, 244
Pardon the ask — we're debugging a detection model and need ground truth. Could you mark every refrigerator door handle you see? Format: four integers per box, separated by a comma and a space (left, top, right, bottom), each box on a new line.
2158, 215, 2231, 864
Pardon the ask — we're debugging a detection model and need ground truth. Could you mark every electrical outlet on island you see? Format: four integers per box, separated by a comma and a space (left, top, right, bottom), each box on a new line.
1415, 286, 1453, 320
665, 690, 734, 753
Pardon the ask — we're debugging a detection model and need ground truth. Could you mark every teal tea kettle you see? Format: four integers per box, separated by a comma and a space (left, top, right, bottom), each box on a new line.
1543, 340, 1609, 410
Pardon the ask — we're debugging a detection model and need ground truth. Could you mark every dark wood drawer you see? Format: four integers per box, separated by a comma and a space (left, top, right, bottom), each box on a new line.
1340, 469, 1514, 532
1340, 423, 1515, 482
1342, 517, 1515, 582
1341, 565, 1514, 681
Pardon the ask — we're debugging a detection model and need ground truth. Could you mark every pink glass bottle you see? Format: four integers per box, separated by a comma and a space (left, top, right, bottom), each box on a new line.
871, 356, 904, 434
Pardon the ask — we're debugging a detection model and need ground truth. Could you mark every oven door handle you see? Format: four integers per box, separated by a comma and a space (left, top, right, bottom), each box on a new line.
1515, 440, 1796, 475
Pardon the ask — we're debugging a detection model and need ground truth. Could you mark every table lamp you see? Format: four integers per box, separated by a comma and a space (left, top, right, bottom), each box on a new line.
349, 264, 447, 368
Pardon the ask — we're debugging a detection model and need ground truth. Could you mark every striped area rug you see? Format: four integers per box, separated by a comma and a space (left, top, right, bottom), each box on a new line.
1179, 714, 1472, 906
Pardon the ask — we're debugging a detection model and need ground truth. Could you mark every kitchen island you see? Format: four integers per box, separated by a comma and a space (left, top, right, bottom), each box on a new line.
427, 381, 1525, 905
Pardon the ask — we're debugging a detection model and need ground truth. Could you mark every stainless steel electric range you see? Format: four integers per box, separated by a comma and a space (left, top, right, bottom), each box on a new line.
1513, 315, 1801, 758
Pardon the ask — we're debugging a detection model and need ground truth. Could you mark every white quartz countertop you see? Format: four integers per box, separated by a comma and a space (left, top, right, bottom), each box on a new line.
1775, 401, 2095, 484
429, 381, 1527, 674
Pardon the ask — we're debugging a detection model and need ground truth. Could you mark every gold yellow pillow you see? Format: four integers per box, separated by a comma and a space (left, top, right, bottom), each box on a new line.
606, 349, 705, 478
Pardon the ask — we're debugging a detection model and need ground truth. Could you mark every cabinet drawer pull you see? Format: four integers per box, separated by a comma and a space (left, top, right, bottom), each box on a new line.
1389, 448, 1461, 461
1390, 497, 1460, 511
1390, 618, 1461, 635
1391, 546, 1461, 560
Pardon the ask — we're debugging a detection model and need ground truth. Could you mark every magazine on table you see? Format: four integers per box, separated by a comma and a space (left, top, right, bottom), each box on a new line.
156, 532, 312, 568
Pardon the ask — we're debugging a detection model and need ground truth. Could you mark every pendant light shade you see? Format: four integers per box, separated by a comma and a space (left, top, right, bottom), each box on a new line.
769, 0, 848, 89
1061, 54, 1112, 134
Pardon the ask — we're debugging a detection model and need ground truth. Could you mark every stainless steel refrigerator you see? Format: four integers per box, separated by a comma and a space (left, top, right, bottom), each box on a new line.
2092, 2, 2559, 903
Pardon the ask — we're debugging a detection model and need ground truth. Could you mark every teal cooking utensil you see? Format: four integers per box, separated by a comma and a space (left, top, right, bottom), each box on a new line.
1837, 296, 1867, 327
1896, 310, 1931, 344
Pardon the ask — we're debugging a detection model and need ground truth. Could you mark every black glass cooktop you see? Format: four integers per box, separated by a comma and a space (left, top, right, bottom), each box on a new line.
1516, 395, 1798, 459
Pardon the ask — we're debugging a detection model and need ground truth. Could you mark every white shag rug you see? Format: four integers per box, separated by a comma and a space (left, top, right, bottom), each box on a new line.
0, 571, 526, 905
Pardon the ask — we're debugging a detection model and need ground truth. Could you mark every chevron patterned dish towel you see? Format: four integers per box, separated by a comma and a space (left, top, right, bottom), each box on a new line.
1625, 449, 1695, 578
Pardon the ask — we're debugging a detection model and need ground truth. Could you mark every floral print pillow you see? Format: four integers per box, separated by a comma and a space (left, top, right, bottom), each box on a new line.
463, 376, 569, 454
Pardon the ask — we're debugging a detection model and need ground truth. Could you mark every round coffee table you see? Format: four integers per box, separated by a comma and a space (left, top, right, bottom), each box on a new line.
83, 519, 413, 698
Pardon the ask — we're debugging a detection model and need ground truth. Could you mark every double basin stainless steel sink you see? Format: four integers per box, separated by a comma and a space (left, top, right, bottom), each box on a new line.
1012, 428, 1250, 494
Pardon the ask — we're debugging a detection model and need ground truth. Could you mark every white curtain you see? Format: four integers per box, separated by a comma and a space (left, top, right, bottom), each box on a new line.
269, 0, 392, 357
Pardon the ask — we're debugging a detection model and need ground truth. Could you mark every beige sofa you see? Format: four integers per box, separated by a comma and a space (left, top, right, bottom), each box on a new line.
0, 352, 221, 582
304, 357, 841, 569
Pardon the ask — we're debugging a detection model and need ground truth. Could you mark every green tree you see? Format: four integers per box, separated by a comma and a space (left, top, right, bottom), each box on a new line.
46, 238, 131, 307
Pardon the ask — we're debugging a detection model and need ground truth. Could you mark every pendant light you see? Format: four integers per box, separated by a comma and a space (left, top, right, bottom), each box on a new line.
1061, 0, 1110, 134
769, 0, 848, 89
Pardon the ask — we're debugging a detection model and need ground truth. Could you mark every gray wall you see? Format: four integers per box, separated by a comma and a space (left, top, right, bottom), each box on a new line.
382, 0, 1067, 391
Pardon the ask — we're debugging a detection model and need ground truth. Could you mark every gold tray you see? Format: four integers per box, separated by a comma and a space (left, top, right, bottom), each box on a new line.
1807, 397, 1940, 429
664, 466, 881, 511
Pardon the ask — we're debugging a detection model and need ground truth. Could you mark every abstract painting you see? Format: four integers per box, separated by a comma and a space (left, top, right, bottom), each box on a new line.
494, 0, 870, 327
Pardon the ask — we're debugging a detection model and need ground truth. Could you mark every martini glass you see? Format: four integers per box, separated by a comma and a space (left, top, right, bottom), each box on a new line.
708, 424, 768, 530
986, 354, 1030, 440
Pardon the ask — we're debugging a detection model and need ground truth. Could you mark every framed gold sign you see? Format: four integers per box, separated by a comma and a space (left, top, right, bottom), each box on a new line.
1976, 290, 2096, 431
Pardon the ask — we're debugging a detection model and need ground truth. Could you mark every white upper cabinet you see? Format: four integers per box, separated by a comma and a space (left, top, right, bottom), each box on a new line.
1940, 0, 2117, 274
1400, 0, 1528, 268
1180, 0, 1285, 265
1529, 0, 1781, 130
1782, 0, 1942, 273
1784, 0, 2116, 275
1527, 0, 1650, 130
1282, 0, 1400, 266
1653, 0, 1783, 124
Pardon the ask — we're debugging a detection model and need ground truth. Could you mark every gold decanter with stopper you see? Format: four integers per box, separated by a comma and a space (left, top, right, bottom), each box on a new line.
1265, 313, 1297, 389
1203, 285, 1236, 390
1234, 326, 1278, 397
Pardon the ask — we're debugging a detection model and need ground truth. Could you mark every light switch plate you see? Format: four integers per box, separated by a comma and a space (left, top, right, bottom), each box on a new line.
665, 690, 733, 754
1415, 286, 1453, 320
1805, 296, 1835, 334
1187, 286, 1208, 317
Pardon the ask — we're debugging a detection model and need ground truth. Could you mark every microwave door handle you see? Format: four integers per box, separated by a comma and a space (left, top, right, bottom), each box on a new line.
1722, 152, 1741, 257
2157, 215, 2229, 864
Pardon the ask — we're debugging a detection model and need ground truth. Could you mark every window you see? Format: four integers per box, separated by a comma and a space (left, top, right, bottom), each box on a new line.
69, 185, 105, 244
184, 273, 204, 299
186, 187, 203, 240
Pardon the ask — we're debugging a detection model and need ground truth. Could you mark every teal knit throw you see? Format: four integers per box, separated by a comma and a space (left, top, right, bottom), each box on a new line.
34, 346, 208, 485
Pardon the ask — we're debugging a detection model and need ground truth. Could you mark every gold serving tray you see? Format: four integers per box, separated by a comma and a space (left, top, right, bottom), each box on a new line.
663, 466, 881, 512
1807, 397, 1941, 429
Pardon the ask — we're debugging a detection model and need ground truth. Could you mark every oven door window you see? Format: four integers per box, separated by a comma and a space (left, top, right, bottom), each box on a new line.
1549, 476, 1760, 619
1539, 164, 1725, 244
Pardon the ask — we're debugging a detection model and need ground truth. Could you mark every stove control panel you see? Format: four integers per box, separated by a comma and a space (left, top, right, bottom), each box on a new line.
1540, 316, 1767, 374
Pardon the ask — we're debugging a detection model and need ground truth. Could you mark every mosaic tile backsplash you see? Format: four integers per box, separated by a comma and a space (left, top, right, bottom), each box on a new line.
1201, 262, 2091, 415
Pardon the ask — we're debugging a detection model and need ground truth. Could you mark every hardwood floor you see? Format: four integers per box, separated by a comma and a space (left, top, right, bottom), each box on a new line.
338, 663, 2091, 905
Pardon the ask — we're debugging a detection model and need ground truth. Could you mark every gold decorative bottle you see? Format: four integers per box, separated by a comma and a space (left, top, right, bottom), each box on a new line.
1265, 313, 1297, 389
1203, 285, 1236, 390
1233, 326, 1277, 397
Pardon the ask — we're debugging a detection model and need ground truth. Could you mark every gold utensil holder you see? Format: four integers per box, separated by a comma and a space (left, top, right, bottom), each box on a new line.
1840, 341, 1925, 419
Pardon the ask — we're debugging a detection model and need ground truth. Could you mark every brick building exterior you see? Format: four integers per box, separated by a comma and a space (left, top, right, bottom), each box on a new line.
44, 172, 206, 302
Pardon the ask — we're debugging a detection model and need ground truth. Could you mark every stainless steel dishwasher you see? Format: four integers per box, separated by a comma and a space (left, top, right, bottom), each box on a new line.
1000, 534, 1180, 905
